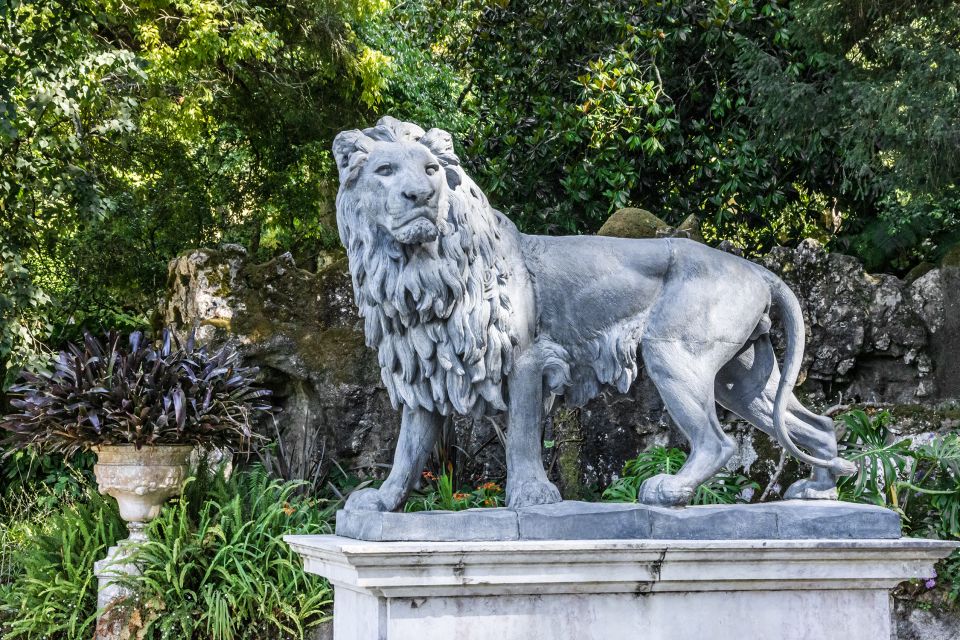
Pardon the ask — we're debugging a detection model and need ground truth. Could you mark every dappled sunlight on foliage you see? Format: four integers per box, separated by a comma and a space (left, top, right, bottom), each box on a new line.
3, 0, 959, 384
0, 0, 394, 386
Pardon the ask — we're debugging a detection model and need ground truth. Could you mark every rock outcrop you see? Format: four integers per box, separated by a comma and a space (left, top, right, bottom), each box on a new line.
597, 208, 671, 238
164, 246, 401, 489
761, 239, 941, 403
597, 207, 704, 242
162, 239, 960, 494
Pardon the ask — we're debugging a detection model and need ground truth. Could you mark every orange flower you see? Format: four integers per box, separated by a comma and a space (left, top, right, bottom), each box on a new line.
483, 498, 495, 507
282, 502, 295, 516
479, 481, 501, 492
422, 471, 436, 481
453, 492, 470, 501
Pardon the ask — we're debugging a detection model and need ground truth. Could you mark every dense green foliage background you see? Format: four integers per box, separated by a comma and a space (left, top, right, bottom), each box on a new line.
2, 0, 959, 387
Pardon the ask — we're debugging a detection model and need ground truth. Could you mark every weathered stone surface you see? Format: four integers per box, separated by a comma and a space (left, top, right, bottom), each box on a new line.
893, 598, 960, 640
762, 239, 935, 403
518, 501, 650, 540
163, 247, 400, 485
286, 535, 957, 640
334, 500, 901, 542
675, 213, 704, 243
161, 239, 960, 498
596, 208, 704, 243
336, 507, 521, 542
933, 244, 960, 399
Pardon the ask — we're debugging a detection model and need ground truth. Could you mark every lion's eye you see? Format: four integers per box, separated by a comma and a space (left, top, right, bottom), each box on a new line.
374, 164, 394, 176
425, 164, 440, 176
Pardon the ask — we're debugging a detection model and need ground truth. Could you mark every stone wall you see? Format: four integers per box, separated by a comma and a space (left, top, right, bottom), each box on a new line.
162, 238, 960, 498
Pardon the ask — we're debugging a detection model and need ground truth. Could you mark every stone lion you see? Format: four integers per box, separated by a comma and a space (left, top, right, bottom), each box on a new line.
333, 116, 856, 511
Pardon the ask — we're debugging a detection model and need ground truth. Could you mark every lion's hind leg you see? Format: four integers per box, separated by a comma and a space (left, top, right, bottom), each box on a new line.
638, 339, 741, 507
715, 335, 840, 500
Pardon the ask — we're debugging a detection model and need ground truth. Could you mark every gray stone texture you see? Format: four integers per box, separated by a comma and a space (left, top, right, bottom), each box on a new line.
329, 117, 859, 510
761, 239, 941, 403
333, 500, 901, 542
893, 598, 960, 640
336, 506, 521, 542
162, 239, 960, 497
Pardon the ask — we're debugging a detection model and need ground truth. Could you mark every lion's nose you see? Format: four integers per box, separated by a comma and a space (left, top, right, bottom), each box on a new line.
402, 187, 435, 204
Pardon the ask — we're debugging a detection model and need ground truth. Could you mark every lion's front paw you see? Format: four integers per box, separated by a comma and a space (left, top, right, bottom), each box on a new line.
639, 473, 695, 507
784, 479, 838, 501
344, 487, 389, 512
507, 479, 562, 509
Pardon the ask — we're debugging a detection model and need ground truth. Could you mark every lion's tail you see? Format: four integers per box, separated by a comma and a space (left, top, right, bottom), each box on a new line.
765, 272, 857, 477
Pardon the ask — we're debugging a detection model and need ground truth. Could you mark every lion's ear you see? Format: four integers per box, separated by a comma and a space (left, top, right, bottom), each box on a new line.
421, 128, 462, 190
332, 130, 371, 185
333, 130, 366, 170
421, 128, 459, 166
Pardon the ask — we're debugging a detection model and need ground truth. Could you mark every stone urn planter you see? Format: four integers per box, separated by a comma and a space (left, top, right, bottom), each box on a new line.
92, 444, 195, 626
93, 444, 195, 542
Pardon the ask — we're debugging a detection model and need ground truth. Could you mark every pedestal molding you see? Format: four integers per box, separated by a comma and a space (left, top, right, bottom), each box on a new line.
286, 535, 954, 597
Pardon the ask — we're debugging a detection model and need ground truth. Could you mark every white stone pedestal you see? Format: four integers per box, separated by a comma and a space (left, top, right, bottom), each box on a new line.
285, 535, 956, 640
93, 540, 141, 640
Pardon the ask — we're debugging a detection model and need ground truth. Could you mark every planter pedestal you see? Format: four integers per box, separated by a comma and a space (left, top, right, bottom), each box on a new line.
92, 445, 193, 640
286, 535, 956, 640
93, 541, 141, 639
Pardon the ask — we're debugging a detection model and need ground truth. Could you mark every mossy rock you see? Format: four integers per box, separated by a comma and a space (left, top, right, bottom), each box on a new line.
676, 214, 704, 243
904, 261, 936, 285
597, 208, 670, 239
941, 243, 960, 269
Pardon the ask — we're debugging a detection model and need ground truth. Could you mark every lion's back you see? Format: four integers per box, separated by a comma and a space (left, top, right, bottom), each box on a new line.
519, 234, 673, 339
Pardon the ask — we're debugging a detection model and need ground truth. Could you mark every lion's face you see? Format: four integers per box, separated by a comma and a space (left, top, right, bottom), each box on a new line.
351, 141, 447, 245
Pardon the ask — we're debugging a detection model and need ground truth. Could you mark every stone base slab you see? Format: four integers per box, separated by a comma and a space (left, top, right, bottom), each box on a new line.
335, 499, 901, 541
286, 535, 957, 640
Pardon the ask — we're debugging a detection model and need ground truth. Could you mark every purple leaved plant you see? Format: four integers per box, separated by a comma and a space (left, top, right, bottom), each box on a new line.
1, 330, 272, 455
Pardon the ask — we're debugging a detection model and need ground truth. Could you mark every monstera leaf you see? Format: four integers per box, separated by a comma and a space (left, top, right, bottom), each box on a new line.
836, 410, 912, 508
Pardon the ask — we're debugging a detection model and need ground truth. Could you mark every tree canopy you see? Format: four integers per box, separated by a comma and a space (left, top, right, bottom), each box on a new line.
2, 0, 959, 387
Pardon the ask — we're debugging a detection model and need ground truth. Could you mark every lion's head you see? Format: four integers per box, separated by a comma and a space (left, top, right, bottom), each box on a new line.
333, 119, 459, 246
333, 117, 516, 417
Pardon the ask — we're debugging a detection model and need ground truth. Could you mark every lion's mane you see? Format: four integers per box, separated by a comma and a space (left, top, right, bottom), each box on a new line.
335, 117, 517, 418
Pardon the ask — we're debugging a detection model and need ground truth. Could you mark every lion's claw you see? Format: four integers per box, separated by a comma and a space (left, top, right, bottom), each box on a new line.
784, 479, 838, 500
639, 473, 695, 507
507, 479, 562, 509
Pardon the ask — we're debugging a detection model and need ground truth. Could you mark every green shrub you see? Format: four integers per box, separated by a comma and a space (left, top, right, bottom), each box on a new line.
836, 409, 960, 603
0, 490, 126, 640
1, 464, 335, 640
127, 466, 334, 640
601, 446, 758, 505
0, 449, 96, 517
836, 409, 960, 538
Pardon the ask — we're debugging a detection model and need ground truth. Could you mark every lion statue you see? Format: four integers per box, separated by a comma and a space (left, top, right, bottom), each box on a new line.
333, 116, 856, 511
